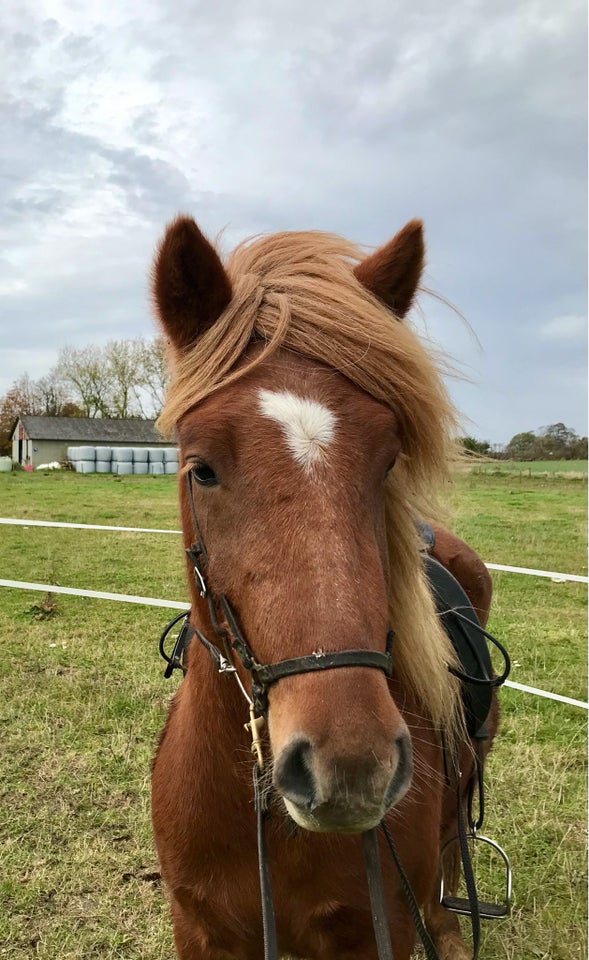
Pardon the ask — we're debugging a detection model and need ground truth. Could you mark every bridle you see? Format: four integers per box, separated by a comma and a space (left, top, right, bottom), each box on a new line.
158, 467, 442, 960
181, 468, 395, 715
158, 467, 510, 960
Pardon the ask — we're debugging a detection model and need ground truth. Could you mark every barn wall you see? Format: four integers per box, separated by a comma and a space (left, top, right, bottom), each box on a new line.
31, 441, 67, 468
11, 420, 26, 465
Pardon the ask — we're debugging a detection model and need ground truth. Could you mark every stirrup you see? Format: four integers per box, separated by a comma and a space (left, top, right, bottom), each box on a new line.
439, 833, 512, 919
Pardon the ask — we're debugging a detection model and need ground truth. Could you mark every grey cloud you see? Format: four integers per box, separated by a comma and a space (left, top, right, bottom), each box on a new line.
0, 0, 585, 441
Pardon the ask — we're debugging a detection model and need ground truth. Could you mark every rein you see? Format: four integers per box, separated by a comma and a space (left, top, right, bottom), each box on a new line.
158, 469, 510, 959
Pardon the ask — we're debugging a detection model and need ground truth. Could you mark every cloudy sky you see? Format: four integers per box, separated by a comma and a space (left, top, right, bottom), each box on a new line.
1, 0, 586, 444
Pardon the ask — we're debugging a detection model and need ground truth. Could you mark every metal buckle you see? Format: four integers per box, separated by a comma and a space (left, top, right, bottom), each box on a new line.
440, 833, 512, 919
185, 546, 208, 598
192, 561, 207, 598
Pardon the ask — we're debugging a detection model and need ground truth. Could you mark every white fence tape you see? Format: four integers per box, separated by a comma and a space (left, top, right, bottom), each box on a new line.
503, 680, 588, 710
0, 517, 181, 535
1, 517, 587, 584
0, 576, 586, 710
485, 562, 587, 584
0, 578, 189, 611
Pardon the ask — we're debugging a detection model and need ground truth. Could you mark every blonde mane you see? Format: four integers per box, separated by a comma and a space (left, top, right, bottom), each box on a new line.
158, 230, 463, 741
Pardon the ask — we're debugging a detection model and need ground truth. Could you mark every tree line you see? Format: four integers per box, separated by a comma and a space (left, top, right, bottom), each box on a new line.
0, 337, 168, 455
1, 336, 586, 462
461, 423, 587, 461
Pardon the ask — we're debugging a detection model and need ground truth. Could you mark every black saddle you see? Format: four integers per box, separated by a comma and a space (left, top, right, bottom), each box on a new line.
420, 523, 509, 739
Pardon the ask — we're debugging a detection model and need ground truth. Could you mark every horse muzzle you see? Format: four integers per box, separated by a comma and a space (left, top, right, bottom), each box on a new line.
273, 726, 413, 833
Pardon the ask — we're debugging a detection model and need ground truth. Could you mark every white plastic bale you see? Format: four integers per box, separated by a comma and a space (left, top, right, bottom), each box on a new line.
164, 461, 178, 474
112, 448, 133, 462
94, 447, 112, 461
76, 446, 96, 461
95, 461, 111, 473
0, 457, 13, 472
132, 448, 149, 463
149, 462, 165, 475
116, 462, 133, 475
133, 462, 149, 475
163, 447, 179, 462
74, 460, 95, 473
67, 447, 80, 460
147, 448, 165, 463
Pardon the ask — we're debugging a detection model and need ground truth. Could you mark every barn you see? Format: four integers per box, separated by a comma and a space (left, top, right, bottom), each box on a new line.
11, 416, 171, 469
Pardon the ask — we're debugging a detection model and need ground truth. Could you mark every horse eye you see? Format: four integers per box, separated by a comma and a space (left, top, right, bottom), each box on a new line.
191, 462, 219, 487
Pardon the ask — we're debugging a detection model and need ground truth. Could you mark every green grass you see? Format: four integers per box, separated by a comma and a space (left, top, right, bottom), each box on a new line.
0, 471, 586, 959
469, 459, 587, 478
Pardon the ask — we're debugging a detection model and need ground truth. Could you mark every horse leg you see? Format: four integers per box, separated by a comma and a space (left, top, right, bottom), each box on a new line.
313, 908, 416, 960
424, 888, 471, 960
169, 901, 210, 960
170, 900, 221, 960
170, 898, 260, 960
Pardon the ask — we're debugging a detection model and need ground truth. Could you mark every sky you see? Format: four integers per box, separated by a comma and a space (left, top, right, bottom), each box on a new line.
1, 0, 586, 445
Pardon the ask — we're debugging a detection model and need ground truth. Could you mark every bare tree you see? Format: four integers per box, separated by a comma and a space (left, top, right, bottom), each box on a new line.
35, 373, 73, 416
0, 374, 44, 454
134, 336, 170, 419
103, 339, 144, 419
56, 345, 113, 418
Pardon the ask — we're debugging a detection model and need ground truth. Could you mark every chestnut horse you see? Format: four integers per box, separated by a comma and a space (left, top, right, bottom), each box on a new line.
151, 216, 497, 959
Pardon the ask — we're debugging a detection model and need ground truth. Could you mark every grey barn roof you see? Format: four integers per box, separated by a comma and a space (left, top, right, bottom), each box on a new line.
18, 416, 168, 444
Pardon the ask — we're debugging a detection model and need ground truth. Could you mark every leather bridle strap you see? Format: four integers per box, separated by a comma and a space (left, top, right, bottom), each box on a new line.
380, 821, 440, 960
253, 645, 393, 684
248, 639, 393, 712
363, 829, 395, 959
253, 762, 278, 960
177, 468, 439, 960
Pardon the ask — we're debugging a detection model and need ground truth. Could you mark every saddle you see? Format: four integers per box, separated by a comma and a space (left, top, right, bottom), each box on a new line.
419, 522, 512, 933
419, 522, 498, 739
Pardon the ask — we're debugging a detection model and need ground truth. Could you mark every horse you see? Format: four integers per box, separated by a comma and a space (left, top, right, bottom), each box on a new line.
150, 215, 498, 960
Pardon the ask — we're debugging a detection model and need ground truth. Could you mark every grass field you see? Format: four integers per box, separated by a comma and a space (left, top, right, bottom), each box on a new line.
0, 470, 586, 959
468, 459, 587, 478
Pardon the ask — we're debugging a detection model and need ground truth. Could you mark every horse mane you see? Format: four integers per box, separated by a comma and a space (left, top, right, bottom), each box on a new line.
158, 230, 464, 742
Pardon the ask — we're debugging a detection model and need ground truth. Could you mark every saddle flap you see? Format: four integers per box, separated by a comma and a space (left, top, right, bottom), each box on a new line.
424, 554, 495, 737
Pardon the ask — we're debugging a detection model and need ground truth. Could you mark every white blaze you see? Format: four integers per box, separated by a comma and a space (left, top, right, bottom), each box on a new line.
258, 389, 336, 469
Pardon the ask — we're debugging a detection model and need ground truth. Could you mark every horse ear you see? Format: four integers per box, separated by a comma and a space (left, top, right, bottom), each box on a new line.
152, 215, 232, 350
354, 219, 425, 318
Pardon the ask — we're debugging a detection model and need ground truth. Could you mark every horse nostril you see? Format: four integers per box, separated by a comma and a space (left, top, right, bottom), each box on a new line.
273, 738, 317, 810
384, 729, 413, 809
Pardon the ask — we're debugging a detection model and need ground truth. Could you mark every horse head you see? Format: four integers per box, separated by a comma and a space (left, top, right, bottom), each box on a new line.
152, 216, 461, 834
